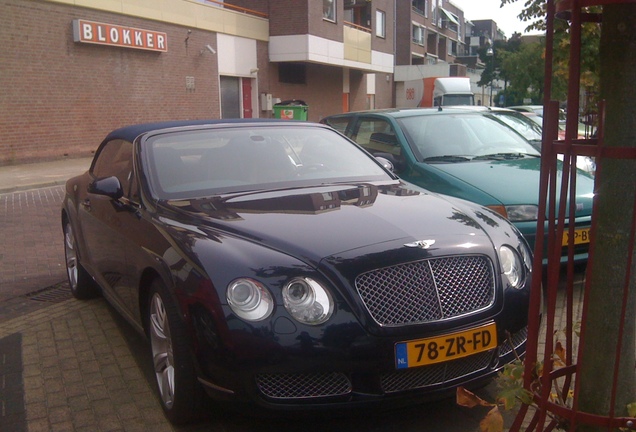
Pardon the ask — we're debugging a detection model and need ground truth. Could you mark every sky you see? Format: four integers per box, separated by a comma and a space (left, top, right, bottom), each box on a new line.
449, 0, 541, 38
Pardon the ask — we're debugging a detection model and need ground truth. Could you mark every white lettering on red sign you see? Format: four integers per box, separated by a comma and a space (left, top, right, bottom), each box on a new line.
97, 26, 106, 42
72, 19, 168, 52
122, 29, 131, 45
82, 23, 93, 40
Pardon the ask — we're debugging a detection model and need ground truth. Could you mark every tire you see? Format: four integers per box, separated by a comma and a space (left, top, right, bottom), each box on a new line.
147, 278, 204, 424
63, 219, 99, 300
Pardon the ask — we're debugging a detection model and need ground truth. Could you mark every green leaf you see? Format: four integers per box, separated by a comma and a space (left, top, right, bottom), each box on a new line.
497, 387, 521, 411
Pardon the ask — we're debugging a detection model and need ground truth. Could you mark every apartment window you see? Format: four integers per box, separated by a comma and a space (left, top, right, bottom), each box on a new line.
344, 0, 372, 28
412, 24, 425, 45
375, 10, 386, 38
323, 0, 336, 22
279, 63, 307, 85
432, 0, 440, 26
440, 8, 459, 33
411, 53, 425, 65
449, 39, 457, 57
412, 0, 427, 17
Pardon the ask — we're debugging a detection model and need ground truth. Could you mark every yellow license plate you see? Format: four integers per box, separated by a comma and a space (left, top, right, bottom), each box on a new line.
395, 322, 497, 369
562, 227, 591, 246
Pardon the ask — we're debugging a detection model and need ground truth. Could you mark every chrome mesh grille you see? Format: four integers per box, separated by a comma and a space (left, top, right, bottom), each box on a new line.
356, 256, 495, 326
381, 351, 493, 393
256, 372, 352, 399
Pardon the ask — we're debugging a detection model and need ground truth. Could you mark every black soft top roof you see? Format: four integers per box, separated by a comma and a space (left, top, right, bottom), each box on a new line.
101, 118, 309, 143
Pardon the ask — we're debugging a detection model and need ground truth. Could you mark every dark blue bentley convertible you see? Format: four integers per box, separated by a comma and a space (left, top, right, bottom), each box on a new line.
62, 119, 532, 424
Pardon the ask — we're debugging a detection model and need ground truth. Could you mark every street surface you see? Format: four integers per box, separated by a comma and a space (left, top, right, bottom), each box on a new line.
1, 185, 584, 431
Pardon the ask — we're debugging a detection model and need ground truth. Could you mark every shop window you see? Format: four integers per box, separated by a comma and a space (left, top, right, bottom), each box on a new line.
220, 76, 241, 119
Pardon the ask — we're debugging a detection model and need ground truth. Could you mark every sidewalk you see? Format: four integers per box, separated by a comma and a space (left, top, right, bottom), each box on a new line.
0, 157, 93, 194
0, 158, 202, 431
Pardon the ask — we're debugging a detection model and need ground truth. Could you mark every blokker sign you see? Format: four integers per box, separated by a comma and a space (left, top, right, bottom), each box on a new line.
72, 19, 168, 52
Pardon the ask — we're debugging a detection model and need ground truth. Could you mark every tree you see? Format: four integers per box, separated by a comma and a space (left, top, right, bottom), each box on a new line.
501, 1, 636, 428
499, 40, 545, 105
576, 3, 636, 429
500, 0, 601, 106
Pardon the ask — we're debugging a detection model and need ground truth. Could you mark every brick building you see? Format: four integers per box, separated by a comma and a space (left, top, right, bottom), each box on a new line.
0, 0, 492, 165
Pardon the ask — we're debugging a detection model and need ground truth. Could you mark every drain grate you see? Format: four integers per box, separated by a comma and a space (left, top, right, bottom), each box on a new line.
26, 282, 72, 303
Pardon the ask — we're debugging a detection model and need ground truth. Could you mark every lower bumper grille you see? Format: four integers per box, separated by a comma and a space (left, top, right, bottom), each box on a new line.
256, 372, 352, 399
381, 350, 493, 393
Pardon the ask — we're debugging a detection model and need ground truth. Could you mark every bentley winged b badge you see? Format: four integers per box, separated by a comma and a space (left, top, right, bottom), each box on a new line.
404, 239, 436, 249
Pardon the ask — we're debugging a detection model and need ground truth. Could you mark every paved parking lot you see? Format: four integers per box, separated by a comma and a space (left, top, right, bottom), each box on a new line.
0, 170, 582, 431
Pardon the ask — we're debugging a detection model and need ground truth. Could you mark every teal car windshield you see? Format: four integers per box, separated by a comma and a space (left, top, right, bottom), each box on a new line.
488, 112, 543, 142
397, 113, 540, 162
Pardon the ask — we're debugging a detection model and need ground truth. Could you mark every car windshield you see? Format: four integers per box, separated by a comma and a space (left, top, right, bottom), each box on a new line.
397, 113, 540, 162
143, 125, 392, 200
489, 112, 543, 142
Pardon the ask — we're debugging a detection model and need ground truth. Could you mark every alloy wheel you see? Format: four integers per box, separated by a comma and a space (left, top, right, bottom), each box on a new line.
150, 292, 176, 409
64, 223, 79, 290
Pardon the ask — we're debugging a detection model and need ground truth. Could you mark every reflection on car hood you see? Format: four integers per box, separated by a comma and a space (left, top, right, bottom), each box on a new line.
162, 182, 496, 264
429, 157, 595, 213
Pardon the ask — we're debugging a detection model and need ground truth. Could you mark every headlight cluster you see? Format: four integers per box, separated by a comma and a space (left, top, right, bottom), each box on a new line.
499, 245, 528, 289
504, 205, 539, 222
282, 278, 334, 325
226, 277, 334, 325
226, 279, 274, 321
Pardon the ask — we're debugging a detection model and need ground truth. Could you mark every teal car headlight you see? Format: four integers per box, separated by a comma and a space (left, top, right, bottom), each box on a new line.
505, 205, 539, 222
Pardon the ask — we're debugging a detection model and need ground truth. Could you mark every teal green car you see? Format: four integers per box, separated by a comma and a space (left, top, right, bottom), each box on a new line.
321, 108, 595, 262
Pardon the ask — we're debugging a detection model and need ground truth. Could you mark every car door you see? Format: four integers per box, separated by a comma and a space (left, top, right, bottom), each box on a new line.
344, 116, 414, 172
78, 139, 138, 311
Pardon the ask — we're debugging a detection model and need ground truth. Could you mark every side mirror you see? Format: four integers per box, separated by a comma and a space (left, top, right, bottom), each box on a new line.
375, 156, 394, 172
374, 152, 404, 172
88, 176, 123, 200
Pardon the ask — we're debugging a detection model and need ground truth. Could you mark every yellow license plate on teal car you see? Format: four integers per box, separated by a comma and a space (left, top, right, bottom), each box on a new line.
395, 322, 497, 369
562, 227, 591, 246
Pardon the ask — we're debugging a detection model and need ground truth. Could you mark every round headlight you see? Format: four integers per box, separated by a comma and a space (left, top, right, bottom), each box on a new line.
227, 279, 273, 322
282, 278, 333, 325
499, 245, 524, 289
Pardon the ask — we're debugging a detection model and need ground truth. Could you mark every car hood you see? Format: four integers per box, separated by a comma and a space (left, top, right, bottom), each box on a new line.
427, 157, 595, 215
161, 182, 500, 267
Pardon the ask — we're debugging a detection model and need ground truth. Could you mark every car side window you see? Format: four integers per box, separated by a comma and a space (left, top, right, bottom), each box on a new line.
91, 139, 133, 197
323, 117, 350, 135
352, 119, 401, 156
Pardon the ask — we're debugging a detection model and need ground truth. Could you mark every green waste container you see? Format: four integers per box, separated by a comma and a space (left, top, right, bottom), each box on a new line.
273, 99, 308, 120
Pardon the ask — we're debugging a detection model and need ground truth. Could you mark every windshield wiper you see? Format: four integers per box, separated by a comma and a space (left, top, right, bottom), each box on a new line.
472, 153, 537, 161
423, 155, 471, 162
